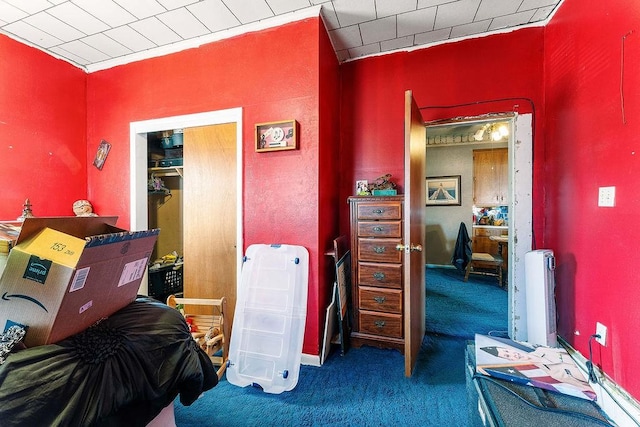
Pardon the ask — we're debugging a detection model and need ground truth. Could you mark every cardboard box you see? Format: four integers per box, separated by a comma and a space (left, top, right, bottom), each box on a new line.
0, 216, 159, 347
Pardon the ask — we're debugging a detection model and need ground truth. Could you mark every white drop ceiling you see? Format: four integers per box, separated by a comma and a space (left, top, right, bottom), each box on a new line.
0, 0, 562, 72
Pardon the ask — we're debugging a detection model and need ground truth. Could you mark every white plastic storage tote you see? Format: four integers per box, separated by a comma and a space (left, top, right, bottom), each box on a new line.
226, 244, 309, 394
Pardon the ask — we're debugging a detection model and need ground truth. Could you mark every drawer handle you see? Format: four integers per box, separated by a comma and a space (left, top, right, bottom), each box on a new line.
374, 320, 386, 328
373, 209, 383, 214
373, 272, 385, 281
372, 226, 383, 232
373, 296, 386, 304
373, 246, 386, 254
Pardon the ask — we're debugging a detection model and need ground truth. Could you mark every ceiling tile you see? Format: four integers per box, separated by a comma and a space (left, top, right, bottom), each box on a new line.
348, 41, 379, 57
49, 45, 90, 64
434, 0, 481, 30
187, 0, 241, 32
360, 15, 395, 44
266, 0, 312, 15
0, 1, 28, 23
450, 19, 490, 38
129, 16, 182, 45
381, 34, 413, 51
222, 0, 274, 24
104, 25, 156, 51
3, 0, 52, 14
114, 0, 167, 19
157, 0, 200, 9
47, 3, 110, 35
3, 20, 63, 48
0, 0, 562, 68
375, 0, 416, 19
520, 0, 557, 9
335, 48, 350, 62
72, 0, 137, 27
82, 32, 133, 57
414, 27, 450, 45
56, 39, 111, 62
489, 10, 536, 30
530, 5, 554, 21
318, 2, 339, 30
329, 24, 362, 50
476, 0, 519, 21
397, 7, 436, 38
333, 0, 375, 27
24, 12, 86, 42
156, 8, 210, 39
418, 0, 452, 7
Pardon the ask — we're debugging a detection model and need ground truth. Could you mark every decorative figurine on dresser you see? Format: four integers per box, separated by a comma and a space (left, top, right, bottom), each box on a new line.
348, 194, 405, 353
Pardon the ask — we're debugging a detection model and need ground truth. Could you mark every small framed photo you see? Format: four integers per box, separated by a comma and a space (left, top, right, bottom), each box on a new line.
355, 180, 369, 195
426, 175, 461, 206
255, 120, 297, 152
93, 139, 111, 170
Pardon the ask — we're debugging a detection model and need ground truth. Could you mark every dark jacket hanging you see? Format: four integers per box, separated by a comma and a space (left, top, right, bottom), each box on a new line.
452, 222, 472, 272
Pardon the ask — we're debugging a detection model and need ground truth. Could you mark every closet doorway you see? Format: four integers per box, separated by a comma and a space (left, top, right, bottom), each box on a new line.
130, 108, 243, 319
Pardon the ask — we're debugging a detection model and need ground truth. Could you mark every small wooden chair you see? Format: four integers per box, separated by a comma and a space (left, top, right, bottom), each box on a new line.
464, 250, 503, 285
166, 295, 229, 379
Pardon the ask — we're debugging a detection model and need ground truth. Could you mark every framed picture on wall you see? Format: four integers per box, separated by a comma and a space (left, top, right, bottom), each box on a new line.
255, 120, 297, 152
426, 175, 461, 206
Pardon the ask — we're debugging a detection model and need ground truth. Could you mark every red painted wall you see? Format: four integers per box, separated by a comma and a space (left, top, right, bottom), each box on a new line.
544, 0, 640, 398
5, 2, 640, 399
0, 35, 86, 219
85, 18, 334, 356
317, 24, 342, 340
339, 29, 545, 245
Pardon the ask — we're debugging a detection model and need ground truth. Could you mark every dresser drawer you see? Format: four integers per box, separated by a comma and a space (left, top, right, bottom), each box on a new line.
358, 262, 402, 288
356, 203, 402, 220
359, 310, 403, 338
357, 221, 402, 238
359, 287, 402, 314
358, 238, 402, 263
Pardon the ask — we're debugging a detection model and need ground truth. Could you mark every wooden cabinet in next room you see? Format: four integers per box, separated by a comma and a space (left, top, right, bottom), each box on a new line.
473, 148, 508, 207
348, 195, 404, 353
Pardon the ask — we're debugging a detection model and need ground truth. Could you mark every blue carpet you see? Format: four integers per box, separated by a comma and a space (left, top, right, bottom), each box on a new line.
426, 267, 508, 339
174, 267, 507, 426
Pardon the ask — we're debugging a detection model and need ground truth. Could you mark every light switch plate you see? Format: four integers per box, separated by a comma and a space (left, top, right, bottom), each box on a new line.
598, 186, 615, 207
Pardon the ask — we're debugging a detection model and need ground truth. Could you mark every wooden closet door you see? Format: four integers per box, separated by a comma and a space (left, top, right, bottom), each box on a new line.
183, 123, 237, 321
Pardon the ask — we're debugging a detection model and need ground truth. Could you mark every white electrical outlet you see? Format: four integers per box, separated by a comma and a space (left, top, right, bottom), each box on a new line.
596, 322, 608, 346
598, 187, 616, 207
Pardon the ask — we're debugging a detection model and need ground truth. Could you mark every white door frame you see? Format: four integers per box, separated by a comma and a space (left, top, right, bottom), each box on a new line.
424, 113, 532, 340
509, 113, 533, 341
129, 108, 244, 291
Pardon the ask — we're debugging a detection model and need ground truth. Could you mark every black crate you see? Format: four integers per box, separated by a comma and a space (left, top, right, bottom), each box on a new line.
149, 264, 183, 302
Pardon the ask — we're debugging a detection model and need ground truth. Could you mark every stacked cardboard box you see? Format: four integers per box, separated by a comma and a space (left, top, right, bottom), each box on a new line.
0, 217, 159, 347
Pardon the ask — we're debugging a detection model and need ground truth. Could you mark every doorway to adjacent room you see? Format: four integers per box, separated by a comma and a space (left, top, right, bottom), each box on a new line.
425, 114, 532, 340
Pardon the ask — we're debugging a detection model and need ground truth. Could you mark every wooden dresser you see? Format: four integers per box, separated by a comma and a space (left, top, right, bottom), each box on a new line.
348, 195, 404, 352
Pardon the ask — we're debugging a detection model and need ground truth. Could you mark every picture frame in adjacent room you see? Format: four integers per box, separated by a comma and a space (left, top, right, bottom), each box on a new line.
255, 120, 297, 152
426, 175, 461, 206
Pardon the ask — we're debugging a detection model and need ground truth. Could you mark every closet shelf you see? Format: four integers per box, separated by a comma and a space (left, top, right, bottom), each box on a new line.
149, 166, 183, 178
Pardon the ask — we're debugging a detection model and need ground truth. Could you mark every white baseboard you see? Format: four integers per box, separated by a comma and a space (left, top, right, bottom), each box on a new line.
301, 353, 321, 367
560, 337, 640, 426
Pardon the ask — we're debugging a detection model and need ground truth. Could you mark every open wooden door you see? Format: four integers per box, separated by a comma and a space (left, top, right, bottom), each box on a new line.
183, 123, 238, 321
402, 90, 426, 377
